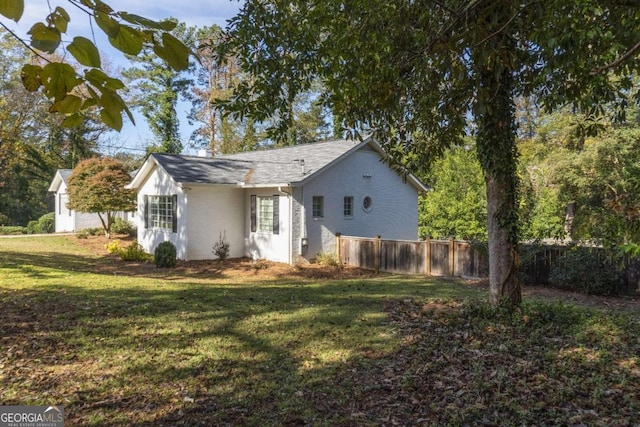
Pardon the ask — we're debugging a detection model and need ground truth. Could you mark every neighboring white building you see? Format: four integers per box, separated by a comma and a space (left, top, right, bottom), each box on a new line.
48, 169, 135, 233
126, 137, 427, 263
48, 169, 104, 232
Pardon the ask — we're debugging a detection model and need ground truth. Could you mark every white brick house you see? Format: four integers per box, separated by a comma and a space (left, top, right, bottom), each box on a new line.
126, 137, 427, 263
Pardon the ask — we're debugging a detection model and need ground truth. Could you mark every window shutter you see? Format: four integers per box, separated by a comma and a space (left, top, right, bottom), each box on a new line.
172, 194, 178, 233
250, 195, 257, 232
144, 195, 149, 229
273, 195, 279, 235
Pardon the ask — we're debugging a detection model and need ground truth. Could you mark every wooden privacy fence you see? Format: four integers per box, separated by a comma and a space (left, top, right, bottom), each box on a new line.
336, 235, 489, 278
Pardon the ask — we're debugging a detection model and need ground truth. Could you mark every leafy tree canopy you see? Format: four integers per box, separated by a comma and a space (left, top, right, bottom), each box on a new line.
219, 0, 640, 307
0, 0, 193, 131
67, 157, 136, 237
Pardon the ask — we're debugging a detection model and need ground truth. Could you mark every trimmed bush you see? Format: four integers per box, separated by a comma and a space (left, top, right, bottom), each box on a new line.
37, 212, 55, 234
26, 220, 40, 234
119, 240, 149, 262
154, 241, 177, 268
105, 240, 122, 254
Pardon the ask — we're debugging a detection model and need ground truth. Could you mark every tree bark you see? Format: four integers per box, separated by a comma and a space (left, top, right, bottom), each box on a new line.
485, 174, 521, 306
475, 51, 522, 308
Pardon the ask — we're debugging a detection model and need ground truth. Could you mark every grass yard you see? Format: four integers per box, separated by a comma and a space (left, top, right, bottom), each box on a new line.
1, 236, 639, 426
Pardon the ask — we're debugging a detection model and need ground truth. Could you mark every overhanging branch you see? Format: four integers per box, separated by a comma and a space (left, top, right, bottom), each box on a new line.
590, 39, 640, 76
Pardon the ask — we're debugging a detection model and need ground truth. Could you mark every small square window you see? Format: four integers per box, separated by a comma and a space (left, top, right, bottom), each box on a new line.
312, 196, 324, 218
344, 196, 353, 217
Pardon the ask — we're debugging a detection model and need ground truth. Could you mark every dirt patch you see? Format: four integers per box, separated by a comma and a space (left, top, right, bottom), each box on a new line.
463, 278, 640, 311
66, 234, 377, 280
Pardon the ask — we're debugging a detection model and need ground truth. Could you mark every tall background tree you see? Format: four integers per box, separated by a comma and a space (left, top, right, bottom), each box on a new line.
219, 0, 640, 307
0, 29, 106, 225
122, 21, 195, 154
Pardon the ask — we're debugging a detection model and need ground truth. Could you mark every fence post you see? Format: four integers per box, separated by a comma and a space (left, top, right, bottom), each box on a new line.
335, 233, 342, 263
449, 237, 455, 277
425, 237, 431, 277
375, 235, 381, 274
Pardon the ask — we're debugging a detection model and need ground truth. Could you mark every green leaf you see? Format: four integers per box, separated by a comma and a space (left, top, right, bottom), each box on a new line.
20, 64, 42, 91
85, 68, 125, 90
93, 0, 113, 14
61, 113, 84, 128
99, 87, 127, 130
49, 94, 83, 113
28, 22, 61, 53
40, 62, 79, 100
82, 97, 98, 109
48, 7, 70, 33
0, 0, 23, 22
119, 12, 176, 31
108, 25, 143, 55
95, 10, 119, 38
68, 37, 102, 67
100, 106, 123, 131
154, 32, 191, 71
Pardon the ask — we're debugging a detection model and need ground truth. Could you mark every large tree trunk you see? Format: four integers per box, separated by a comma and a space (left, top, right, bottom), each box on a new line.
485, 175, 521, 306
475, 53, 522, 308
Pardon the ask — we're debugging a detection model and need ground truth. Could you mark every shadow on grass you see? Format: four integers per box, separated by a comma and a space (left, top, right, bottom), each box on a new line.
1, 271, 486, 425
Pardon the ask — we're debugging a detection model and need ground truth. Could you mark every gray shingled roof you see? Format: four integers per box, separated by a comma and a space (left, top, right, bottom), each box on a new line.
59, 169, 72, 181
151, 138, 363, 186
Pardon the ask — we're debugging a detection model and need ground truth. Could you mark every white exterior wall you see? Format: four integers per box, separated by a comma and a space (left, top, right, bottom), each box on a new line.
53, 180, 103, 232
186, 186, 245, 260
54, 185, 74, 232
299, 148, 420, 259
137, 166, 188, 259
244, 188, 292, 263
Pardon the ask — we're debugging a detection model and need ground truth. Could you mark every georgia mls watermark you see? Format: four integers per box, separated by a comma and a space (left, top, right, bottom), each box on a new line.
0, 406, 64, 427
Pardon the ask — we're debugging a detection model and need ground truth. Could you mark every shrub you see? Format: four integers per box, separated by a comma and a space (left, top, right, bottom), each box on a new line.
119, 240, 149, 262
549, 247, 625, 295
87, 227, 103, 236
154, 241, 177, 268
26, 220, 40, 234
37, 212, 55, 234
0, 226, 26, 235
212, 231, 231, 260
111, 217, 136, 236
105, 240, 122, 254
75, 229, 89, 239
315, 251, 342, 268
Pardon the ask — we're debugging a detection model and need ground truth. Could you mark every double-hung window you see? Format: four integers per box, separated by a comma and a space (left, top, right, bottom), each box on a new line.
251, 195, 280, 234
343, 196, 354, 218
145, 195, 177, 232
258, 196, 274, 232
312, 196, 324, 218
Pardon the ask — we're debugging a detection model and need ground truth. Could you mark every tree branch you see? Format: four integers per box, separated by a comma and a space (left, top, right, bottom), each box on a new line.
0, 22, 52, 64
590, 39, 640, 76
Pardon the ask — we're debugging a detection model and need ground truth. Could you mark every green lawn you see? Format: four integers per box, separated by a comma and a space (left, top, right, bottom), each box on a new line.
1, 236, 639, 426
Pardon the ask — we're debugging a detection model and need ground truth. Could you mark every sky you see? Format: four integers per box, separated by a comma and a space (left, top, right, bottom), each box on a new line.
4, 0, 244, 155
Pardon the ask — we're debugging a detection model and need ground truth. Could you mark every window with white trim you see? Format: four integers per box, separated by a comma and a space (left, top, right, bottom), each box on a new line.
147, 195, 175, 230
250, 195, 280, 234
258, 196, 274, 232
312, 196, 324, 218
344, 196, 353, 218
